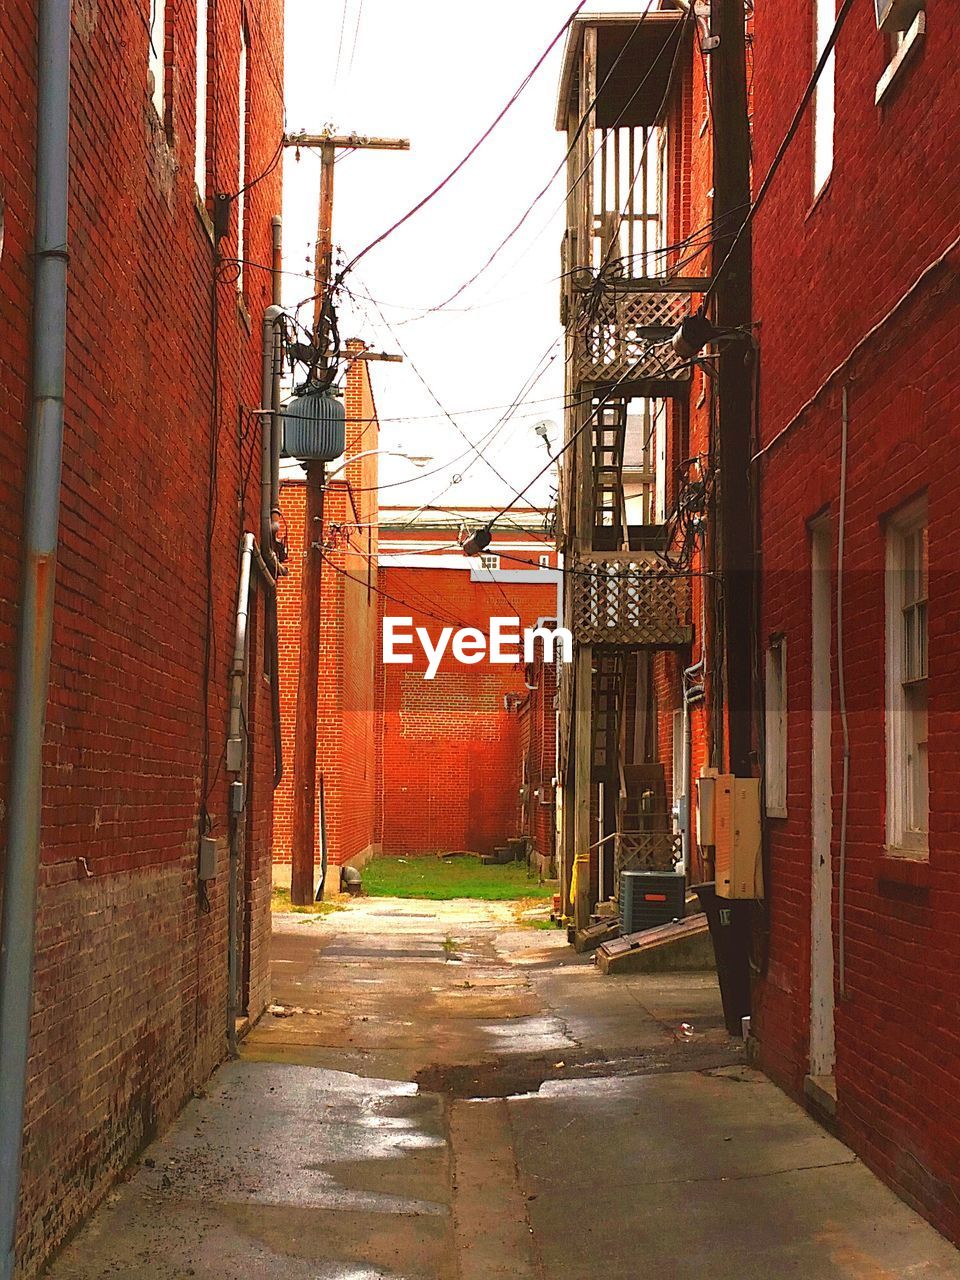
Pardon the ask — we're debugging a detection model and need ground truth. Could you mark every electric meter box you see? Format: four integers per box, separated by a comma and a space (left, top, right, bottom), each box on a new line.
281, 386, 346, 462
695, 769, 718, 846
714, 775, 763, 900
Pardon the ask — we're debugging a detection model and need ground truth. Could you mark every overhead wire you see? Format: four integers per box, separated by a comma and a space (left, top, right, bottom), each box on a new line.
705, 0, 857, 307
335, 0, 592, 283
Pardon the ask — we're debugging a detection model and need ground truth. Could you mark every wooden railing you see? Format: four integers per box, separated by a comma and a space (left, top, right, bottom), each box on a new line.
571, 552, 692, 648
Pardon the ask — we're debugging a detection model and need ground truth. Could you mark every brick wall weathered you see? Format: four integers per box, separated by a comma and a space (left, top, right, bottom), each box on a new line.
0, 0, 283, 1271
751, 0, 960, 1244
273, 346, 380, 874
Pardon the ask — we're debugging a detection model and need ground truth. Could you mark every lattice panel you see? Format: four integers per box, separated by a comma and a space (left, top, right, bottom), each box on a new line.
573, 286, 696, 386
557, 658, 574, 777
572, 554, 692, 648
615, 830, 682, 885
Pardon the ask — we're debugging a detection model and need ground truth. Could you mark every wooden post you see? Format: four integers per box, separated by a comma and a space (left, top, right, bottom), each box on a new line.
285, 130, 409, 905
313, 139, 335, 340
711, 0, 754, 777
290, 467, 324, 904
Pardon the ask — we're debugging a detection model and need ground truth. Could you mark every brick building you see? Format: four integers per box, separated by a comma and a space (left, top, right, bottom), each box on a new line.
273, 488, 560, 880
0, 0, 283, 1272
377, 510, 559, 860
553, 7, 721, 924
749, 0, 960, 1243
273, 344, 381, 892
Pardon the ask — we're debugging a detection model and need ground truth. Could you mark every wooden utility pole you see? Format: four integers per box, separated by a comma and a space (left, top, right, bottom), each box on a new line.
286, 130, 409, 905
710, 0, 754, 778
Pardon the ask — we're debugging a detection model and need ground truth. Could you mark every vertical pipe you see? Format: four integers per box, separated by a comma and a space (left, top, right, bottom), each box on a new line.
837, 386, 850, 998
270, 216, 282, 515
260, 304, 283, 558
0, 2, 71, 1274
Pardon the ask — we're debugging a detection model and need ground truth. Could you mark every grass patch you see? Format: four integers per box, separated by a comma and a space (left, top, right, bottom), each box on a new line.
271, 886, 344, 916
362, 855, 557, 902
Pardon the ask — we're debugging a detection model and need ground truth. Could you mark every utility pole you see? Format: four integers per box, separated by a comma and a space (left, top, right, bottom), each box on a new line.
710, 0, 754, 778
285, 130, 409, 905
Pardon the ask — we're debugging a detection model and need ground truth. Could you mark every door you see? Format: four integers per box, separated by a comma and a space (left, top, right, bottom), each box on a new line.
809, 520, 836, 1077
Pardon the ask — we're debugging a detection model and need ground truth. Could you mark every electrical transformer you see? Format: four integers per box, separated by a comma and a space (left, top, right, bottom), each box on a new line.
281, 384, 345, 462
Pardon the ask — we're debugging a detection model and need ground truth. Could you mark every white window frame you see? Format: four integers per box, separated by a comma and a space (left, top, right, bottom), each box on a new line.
195, 0, 209, 197
885, 497, 928, 855
765, 636, 788, 818
813, 0, 836, 198
875, 8, 926, 106
148, 0, 166, 122
479, 553, 501, 572
538, 554, 551, 569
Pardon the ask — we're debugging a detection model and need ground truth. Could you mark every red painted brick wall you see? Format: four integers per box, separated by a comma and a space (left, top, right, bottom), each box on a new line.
0, 0, 283, 1272
274, 345, 380, 873
751, 0, 960, 1243
376, 562, 558, 857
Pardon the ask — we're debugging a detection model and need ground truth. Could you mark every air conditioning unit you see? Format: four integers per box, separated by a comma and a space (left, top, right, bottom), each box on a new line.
714, 776, 763, 900
874, 0, 922, 33
619, 870, 686, 934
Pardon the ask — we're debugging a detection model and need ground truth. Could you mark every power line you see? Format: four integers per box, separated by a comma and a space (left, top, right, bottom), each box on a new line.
706, 0, 857, 306
418, 7, 662, 316
335, 0, 591, 283
351, 284, 545, 510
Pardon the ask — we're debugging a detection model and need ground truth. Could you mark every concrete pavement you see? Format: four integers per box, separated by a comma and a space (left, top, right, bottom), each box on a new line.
46, 896, 960, 1279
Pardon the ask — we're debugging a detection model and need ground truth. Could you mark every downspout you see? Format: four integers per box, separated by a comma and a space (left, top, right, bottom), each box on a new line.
682, 658, 705, 879
270, 216, 283, 516
837, 386, 851, 999
0, 2, 71, 1275
260, 304, 284, 562
226, 534, 276, 1054
259, 301, 284, 788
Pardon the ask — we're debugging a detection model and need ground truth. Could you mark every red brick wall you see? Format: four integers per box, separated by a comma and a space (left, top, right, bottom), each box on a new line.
274, 346, 380, 873
0, 0, 283, 1273
751, 0, 960, 1244
377, 566, 557, 857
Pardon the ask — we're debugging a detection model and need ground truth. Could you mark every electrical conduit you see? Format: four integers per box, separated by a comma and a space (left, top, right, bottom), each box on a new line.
0, 0, 71, 1273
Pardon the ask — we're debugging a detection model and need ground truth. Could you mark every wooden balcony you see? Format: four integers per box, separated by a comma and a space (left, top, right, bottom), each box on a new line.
571, 551, 692, 648
569, 276, 708, 392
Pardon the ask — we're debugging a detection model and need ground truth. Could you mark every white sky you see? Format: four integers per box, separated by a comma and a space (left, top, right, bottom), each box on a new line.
281, 1, 641, 515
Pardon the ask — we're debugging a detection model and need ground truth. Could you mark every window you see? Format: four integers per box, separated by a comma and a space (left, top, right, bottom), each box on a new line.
195, 0, 209, 197
237, 22, 249, 293
148, 0, 166, 121
539, 554, 551, 569
765, 637, 788, 817
479, 553, 501, 572
875, 4, 925, 106
813, 0, 836, 197
886, 499, 928, 853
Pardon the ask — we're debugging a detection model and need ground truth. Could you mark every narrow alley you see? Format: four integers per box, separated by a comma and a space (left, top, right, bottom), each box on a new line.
47, 897, 960, 1280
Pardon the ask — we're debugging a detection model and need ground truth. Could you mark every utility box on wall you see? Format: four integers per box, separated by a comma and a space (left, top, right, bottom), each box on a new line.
714, 775, 763, 899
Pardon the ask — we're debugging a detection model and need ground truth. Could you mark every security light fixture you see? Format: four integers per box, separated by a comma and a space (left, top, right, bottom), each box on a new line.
533, 419, 556, 455
461, 526, 492, 557
671, 310, 716, 360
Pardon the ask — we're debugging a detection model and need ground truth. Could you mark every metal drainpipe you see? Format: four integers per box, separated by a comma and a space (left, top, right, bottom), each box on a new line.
0, 1, 71, 1274
259, 298, 284, 787
260, 304, 284, 560
226, 535, 276, 1054
837, 386, 851, 999
682, 659, 706, 878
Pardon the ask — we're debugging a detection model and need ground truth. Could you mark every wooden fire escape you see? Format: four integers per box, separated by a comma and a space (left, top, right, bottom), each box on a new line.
554, 12, 704, 930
